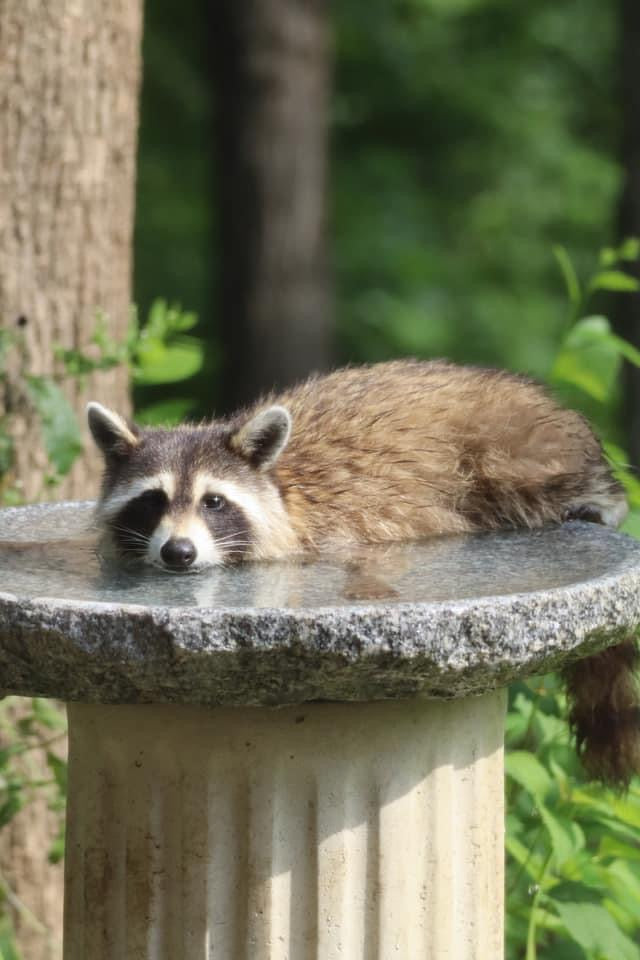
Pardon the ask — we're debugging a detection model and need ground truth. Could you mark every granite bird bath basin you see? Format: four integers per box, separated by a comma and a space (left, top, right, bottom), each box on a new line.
2, 501, 640, 959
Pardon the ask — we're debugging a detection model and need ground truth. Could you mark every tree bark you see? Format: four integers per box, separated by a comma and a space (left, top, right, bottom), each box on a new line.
0, 2, 143, 958
614, 0, 640, 465
0, 0, 143, 501
213, 0, 333, 412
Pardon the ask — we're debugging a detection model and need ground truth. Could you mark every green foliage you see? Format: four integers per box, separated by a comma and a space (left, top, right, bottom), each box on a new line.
331, 0, 619, 377
0, 300, 202, 504
130, 299, 203, 387
0, 698, 68, 955
506, 678, 640, 960
506, 244, 640, 960
24, 378, 83, 478
0, 927, 21, 960
135, 0, 622, 414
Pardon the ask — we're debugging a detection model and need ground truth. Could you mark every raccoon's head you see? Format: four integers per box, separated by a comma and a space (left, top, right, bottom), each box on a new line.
87, 402, 297, 571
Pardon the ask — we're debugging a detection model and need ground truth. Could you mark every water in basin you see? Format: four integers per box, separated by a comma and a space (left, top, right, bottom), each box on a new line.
0, 501, 636, 610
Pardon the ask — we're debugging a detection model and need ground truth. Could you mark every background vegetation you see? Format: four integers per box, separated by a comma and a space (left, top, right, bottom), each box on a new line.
135, 0, 627, 409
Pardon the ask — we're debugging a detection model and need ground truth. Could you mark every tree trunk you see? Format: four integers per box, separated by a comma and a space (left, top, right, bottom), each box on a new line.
0, 0, 143, 502
0, 2, 143, 958
614, 0, 640, 465
213, 0, 333, 412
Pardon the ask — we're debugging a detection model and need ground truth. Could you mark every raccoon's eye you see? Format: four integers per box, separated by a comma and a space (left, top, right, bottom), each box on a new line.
202, 494, 226, 512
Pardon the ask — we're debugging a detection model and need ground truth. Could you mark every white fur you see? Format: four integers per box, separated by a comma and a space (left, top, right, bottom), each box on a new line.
148, 516, 222, 569
588, 495, 628, 528
192, 473, 299, 559
97, 472, 176, 520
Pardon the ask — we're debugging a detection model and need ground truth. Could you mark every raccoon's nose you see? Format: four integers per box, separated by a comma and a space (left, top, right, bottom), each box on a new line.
161, 537, 196, 569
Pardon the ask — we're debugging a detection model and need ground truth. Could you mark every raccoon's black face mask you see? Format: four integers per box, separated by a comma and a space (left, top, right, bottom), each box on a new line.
87, 402, 295, 571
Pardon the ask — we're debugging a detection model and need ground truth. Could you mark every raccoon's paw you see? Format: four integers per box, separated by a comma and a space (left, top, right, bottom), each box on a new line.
562, 505, 605, 524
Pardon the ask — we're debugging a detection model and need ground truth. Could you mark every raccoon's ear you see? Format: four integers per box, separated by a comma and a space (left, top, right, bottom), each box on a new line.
87, 402, 140, 458
229, 405, 291, 470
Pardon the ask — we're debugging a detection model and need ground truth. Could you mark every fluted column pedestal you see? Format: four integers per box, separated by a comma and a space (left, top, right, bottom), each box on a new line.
64, 694, 505, 960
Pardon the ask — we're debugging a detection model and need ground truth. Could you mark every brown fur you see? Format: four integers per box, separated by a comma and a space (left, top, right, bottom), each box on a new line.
565, 639, 640, 788
259, 360, 625, 546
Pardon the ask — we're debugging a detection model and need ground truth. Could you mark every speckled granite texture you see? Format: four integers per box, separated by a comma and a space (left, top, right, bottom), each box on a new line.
1, 501, 640, 705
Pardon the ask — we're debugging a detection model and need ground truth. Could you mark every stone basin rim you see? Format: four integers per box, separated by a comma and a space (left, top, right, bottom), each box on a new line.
0, 557, 639, 622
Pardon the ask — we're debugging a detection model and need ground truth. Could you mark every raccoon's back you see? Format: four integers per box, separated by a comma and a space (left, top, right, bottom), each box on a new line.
271, 360, 624, 547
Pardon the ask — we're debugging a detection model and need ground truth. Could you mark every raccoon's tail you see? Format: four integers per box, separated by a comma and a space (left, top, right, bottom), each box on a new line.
563, 636, 640, 788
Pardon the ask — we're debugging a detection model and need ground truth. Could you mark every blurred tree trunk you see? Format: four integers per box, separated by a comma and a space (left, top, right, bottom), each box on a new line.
213, 0, 333, 411
614, 0, 640, 466
0, 0, 143, 502
0, 2, 143, 958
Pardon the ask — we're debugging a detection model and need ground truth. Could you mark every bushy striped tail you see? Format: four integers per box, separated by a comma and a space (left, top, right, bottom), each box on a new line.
564, 637, 640, 788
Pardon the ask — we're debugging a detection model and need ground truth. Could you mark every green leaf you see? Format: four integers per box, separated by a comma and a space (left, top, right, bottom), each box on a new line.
0, 426, 14, 476
505, 833, 547, 882
167, 308, 198, 333
133, 337, 203, 385
599, 835, 640, 862
599, 247, 618, 267
559, 316, 640, 368
589, 270, 640, 293
621, 511, 640, 539
619, 237, 640, 261
609, 334, 640, 368
142, 299, 198, 338
0, 788, 23, 829
505, 750, 552, 799
551, 353, 613, 402
145, 298, 171, 339
608, 792, 640, 830
604, 896, 640, 939
551, 881, 602, 904
601, 860, 640, 918
554, 901, 640, 960
551, 316, 621, 402
505, 708, 530, 746
553, 246, 582, 311
47, 755, 66, 786
538, 804, 584, 867
46, 752, 67, 797
532, 709, 568, 746
564, 314, 610, 344
542, 941, 584, 960
31, 698, 66, 731
48, 820, 65, 865
0, 927, 21, 960
25, 377, 83, 475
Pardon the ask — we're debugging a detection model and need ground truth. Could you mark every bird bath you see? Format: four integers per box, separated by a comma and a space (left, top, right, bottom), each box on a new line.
2, 501, 640, 959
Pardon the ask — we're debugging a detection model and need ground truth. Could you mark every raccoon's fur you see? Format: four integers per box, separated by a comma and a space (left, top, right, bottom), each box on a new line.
88, 359, 639, 786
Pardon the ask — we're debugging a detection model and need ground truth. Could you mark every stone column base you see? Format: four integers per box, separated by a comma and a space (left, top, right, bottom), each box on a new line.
63, 693, 505, 959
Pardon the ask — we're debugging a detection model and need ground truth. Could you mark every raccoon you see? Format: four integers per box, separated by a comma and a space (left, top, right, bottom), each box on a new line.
88, 359, 628, 568
87, 359, 639, 785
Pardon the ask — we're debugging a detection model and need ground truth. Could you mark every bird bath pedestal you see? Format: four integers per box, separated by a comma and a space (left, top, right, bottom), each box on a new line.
2, 502, 640, 960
